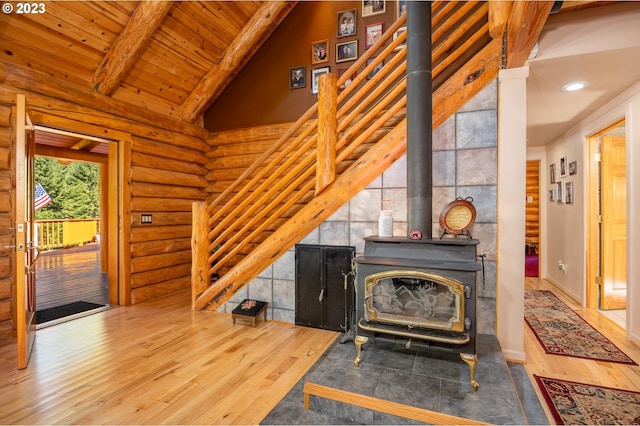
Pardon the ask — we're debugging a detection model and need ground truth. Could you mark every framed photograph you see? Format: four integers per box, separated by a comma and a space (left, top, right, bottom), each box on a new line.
556, 182, 563, 204
397, 0, 407, 18
565, 181, 574, 204
312, 39, 329, 64
336, 40, 358, 63
569, 160, 577, 175
393, 26, 406, 51
549, 163, 556, 183
549, 189, 555, 201
289, 66, 306, 89
311, 66, 330, 94
365, 22, 384, 49
338, 68, 356, 90
560, 156, 567, 177
366, 58, 383, 79
337, 9, 356, 37
362, 0, 385, 17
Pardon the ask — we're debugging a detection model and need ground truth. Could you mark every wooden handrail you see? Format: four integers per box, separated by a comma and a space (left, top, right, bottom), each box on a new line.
195, 12, 410, 300
192, 2, 502, 310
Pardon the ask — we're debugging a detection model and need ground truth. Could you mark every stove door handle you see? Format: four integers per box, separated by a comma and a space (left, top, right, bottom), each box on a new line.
318, 288, 324, 303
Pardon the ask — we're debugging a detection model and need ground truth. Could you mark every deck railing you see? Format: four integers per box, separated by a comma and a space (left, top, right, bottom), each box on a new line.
36, 219, 100, 250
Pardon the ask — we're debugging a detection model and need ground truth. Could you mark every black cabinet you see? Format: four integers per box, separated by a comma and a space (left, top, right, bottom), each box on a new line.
295, 244, 355, 331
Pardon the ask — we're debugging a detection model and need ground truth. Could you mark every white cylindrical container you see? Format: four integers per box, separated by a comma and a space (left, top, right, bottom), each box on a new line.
378, 210, 393, 237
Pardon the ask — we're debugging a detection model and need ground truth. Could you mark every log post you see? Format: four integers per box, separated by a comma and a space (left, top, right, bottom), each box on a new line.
316, 73, 338, 195
191, 201, 210, 309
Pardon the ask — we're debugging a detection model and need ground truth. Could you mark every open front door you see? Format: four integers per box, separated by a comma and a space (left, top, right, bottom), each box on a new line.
600, 134, 626, 310
14, 94, 38, 369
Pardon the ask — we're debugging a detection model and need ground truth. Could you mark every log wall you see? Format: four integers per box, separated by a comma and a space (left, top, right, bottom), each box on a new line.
525, 160, 540, 247
0, 105, 13, 340
0, 83, 208, 341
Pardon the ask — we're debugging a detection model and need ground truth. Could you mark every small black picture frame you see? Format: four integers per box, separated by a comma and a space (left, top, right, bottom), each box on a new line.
289, 66, 306, 90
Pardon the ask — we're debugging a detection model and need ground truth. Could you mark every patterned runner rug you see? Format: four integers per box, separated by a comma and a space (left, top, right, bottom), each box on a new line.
534, 375, 640, 425
524, 289, 637, 365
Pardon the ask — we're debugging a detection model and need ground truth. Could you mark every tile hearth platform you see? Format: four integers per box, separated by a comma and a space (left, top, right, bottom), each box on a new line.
262, 334, 547, 425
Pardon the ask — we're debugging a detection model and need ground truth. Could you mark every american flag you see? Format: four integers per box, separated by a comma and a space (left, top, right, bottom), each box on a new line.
34, 182, 53, 210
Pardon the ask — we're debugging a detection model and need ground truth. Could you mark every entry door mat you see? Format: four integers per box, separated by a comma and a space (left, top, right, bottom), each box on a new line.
534, 375, 640, 425
524, 289, 637, 365
36, 301, 105, 324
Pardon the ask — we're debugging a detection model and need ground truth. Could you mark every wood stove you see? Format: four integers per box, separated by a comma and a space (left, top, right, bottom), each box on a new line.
353, 236, 481, 390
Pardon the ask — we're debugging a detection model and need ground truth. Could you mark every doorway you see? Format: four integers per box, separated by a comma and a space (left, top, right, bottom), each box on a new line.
33, 126, 117, 325
525, 160, 541, 277
587, 120, 627, 328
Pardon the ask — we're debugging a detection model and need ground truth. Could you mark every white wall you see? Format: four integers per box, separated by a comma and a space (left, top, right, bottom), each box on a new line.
497, 67, 528, 362
539, 82, 640, 345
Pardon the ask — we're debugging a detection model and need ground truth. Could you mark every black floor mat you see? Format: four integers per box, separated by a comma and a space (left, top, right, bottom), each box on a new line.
36, 301, 105, 324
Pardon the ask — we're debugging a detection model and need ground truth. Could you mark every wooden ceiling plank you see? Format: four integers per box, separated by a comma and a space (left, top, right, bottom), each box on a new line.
170, 4, 235, 50
0, 62, 208, 140
61, 1, 132, 36
505, 1, 554, 68
150, 23, 219, 70
0, 15, 105, 66
160, 8, 227, 59
111, 83, 187, 119
120, 65, 191, 105
0, 35, 93, 88
178, 1, 297, 123
92, 1, 175, 96
199, 2, 246, 37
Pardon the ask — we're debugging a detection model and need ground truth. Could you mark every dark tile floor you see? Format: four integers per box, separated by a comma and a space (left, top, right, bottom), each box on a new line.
262, 333, 549, 425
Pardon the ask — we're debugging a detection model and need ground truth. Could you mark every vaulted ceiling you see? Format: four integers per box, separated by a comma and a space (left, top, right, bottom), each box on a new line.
0, 1, 295, 124
0, 1, 627, 153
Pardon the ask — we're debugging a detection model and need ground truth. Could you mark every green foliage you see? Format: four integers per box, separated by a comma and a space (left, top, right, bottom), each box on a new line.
35, 157, 100, 220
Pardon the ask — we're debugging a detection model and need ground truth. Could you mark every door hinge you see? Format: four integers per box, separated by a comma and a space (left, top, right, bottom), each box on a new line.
596, 276, 602, 287
596, 214, 602, 223
594, 153, 601, 162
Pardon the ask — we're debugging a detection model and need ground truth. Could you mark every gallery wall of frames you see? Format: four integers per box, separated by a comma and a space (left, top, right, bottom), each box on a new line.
205, 1, 405, 131
549, 156, 577, 204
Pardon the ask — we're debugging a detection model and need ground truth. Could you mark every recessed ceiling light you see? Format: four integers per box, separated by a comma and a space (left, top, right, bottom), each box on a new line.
562, 81, 588, 92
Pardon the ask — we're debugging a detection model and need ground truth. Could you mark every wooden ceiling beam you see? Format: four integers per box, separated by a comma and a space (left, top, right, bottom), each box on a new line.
177, 1, 297, 123
92, 1, 174, 96
505, 1, 554, 68
488, 1, 513, 38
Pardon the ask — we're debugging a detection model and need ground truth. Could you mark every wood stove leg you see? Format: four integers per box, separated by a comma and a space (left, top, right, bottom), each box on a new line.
460, 353, 479, 391
353, 335, 368, 366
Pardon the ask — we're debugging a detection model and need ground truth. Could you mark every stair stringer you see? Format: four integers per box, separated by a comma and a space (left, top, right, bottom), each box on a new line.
195, 118, 408, 311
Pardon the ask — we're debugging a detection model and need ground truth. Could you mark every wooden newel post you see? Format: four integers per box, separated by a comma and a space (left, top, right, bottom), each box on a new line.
316, 72, 338, 195
191, 201, 211, 309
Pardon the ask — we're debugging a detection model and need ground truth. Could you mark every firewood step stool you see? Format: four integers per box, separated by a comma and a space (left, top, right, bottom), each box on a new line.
231, 299, 268, 326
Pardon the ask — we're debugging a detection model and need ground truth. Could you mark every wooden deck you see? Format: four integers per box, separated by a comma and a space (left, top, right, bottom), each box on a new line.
36, 244, 108, 311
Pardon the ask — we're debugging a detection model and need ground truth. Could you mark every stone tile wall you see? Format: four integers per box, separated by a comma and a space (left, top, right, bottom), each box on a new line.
224, 80, 498, 334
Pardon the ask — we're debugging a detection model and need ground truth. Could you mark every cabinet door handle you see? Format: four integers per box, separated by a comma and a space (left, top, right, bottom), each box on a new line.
318, 288, 324, 302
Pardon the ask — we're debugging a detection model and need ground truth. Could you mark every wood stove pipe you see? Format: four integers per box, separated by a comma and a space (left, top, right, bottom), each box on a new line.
406, 1, 432, 240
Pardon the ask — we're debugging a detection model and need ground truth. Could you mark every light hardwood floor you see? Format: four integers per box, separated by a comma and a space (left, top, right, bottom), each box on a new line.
523, 278, 640, 422
2, 278, 639, 424
0, 290, 339, 425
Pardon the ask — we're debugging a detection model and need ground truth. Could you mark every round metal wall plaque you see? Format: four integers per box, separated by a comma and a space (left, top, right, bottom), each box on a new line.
439, 198, 476, 235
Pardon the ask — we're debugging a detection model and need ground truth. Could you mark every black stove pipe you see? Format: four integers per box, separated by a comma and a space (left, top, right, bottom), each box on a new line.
406, 1, 432, 240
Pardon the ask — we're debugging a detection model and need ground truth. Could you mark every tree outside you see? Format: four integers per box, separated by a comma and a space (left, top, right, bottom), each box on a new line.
35, 157, 100, 220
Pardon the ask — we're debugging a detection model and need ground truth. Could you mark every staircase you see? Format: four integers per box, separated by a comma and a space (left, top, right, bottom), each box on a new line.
192, 1, 553, 311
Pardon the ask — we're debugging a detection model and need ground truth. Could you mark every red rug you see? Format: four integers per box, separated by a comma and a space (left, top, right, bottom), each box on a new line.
525, 289, 637, 365
534, 375, 640, 425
